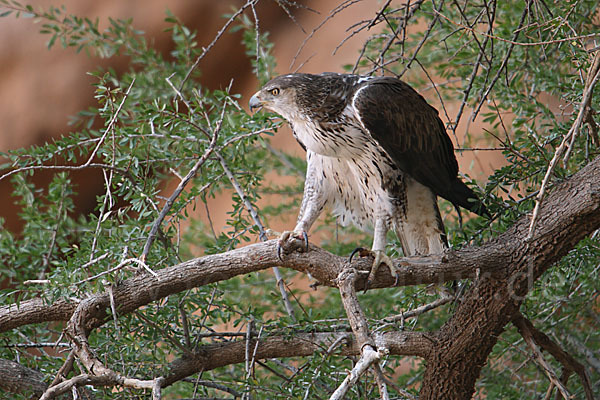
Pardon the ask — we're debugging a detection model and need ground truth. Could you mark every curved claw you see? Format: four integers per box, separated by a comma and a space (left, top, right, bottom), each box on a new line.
277, 242, 284, 261
348, 247, 367, 263
302, 230, 309, 252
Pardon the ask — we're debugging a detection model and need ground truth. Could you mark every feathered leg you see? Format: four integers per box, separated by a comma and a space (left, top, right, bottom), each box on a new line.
277, 150, 329, 258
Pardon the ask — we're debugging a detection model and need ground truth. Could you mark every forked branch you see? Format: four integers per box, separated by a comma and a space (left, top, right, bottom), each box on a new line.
332, 267, 389, 399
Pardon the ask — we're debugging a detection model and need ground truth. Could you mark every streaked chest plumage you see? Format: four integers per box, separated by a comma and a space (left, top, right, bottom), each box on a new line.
290, 108, 406, 231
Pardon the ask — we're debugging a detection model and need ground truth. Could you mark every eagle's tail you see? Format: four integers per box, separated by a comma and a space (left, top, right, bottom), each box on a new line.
446, 178, 489, 218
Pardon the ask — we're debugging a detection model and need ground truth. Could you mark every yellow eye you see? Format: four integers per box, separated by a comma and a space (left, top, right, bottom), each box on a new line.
269, 88, 280, 96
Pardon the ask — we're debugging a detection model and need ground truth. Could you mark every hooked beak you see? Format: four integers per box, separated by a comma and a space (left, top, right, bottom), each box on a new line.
249, 93, 263, 113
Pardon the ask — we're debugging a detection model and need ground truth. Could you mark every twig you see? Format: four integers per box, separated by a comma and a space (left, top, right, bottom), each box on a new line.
528, 51, 600, 239
134, 311, 190, 355
513, 314, 594, 400
454, 147, 506, 151
181, 379, 242, 397
85, 79, 136, 166
432, 7, 600, 48
179, 303, 191, 348
563, 51, 600, 165
179, 0, 255, 91
393, 0, 445, 79
215, 150, 297, 322
383, 294, 454, 324
0, 163, 132, 183
250, 0, 261, 76
330, 346, 383, 400
140, 92, 222, 262
106, 282, 119, 335
412, 57, 455, 139
453, 0, 496, 135
75, 257, 156, 285
39, 374, 115, 400
0, 342, 70, 348
48, 350, 75, 388
350, 1, 426, 74
516, 321, 571, 399
303, 334, 351, 400
243, 318, 254, 400
248, 325, 264, 380
22, 279, 50, 285
564, 334, 600, 375
89, 168, 114, 261
41, 179, 67, 271
291, 0, 363, 69
471, 4, 528, 120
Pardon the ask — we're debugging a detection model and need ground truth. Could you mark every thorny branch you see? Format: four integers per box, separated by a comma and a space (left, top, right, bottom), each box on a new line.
139, 84, 224, 261
470, 3, 528, 120
178, 0, 256, 92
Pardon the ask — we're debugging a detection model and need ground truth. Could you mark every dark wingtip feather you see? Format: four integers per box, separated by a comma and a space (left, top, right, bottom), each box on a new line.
447, 178, 490, 218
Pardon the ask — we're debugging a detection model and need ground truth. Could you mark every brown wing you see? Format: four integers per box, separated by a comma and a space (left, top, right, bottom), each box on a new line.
352, 77, 487, 215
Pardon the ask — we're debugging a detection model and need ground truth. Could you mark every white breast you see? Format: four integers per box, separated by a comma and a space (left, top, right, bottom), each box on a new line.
311, 143, 402, 232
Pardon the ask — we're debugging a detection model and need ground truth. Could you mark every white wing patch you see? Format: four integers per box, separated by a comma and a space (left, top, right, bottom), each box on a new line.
350, 83, 373, 140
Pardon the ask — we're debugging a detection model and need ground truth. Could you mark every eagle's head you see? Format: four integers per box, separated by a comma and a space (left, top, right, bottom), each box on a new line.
249, 74, 308, 121
250, 73, 346, 123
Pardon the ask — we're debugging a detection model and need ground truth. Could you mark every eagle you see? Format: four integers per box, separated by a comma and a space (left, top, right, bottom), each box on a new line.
249, 72, 487, 284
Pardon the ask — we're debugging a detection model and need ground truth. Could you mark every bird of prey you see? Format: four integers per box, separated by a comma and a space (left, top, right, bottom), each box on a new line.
249, 72, 487, 283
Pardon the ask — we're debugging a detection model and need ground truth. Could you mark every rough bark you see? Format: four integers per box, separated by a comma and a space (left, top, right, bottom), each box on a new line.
163, 330, 432, 386
0, 358, 47, 398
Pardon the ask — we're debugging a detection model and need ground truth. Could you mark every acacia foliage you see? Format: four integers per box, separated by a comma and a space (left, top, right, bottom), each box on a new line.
0, 0, 599, 399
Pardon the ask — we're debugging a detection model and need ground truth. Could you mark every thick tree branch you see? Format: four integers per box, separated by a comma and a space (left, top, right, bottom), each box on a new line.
163, 330, 432, 386
0, 328, 432, 398
0, 297, 77, 334
0, 244, 502, 334
0, 358, 47, 398
2, 155, 599, 334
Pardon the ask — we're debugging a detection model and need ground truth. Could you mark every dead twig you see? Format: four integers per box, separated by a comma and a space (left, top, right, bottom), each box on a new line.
179, 0, 255, 91
215, 150, 297, 322
512, 313, 594, 400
